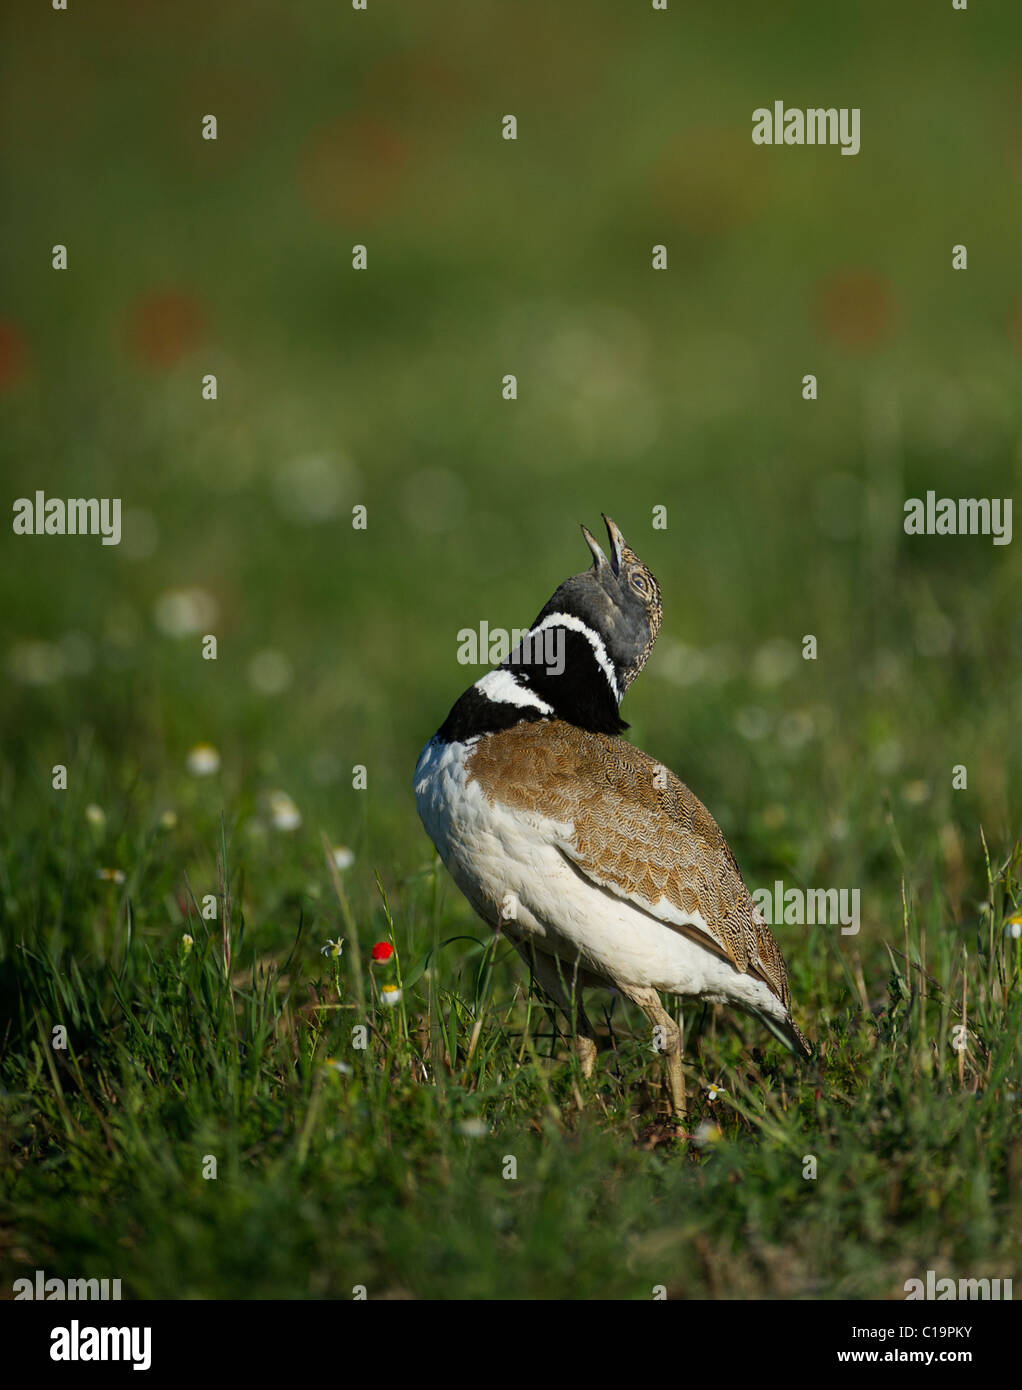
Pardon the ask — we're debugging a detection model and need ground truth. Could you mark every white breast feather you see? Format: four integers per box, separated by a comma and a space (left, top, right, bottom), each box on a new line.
413, 735, 788, 1023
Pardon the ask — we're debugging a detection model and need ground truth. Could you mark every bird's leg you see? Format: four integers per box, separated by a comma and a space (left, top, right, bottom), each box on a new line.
623, 986, 686, 1121
517, 944, 597, 1078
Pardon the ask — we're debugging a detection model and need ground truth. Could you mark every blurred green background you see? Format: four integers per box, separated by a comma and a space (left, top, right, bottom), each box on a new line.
1, 0, 1021, 1300
2, 0, 1020, 911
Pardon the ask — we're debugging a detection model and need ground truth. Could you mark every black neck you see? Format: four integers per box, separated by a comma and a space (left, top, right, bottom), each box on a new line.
436, 625, 627, 742
512, 627, 624, 733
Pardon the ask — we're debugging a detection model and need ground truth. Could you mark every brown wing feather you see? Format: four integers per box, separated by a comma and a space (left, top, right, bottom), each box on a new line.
467, 720, 793, 1009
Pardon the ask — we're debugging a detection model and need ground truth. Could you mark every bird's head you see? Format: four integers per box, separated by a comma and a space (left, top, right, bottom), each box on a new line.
529, 515, 662, 700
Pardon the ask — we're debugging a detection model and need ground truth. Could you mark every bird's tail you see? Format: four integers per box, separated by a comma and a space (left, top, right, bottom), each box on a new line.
750, 1006, 813, 1059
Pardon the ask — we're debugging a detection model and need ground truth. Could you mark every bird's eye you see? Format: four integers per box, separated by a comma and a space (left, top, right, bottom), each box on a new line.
630, 572, 648, 595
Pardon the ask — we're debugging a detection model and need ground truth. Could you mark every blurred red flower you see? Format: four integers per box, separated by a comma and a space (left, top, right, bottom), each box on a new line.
126, 290, 205, 368
371, 941, 394, 963
298, 116, 409, 226
0, 320, 30, 390
813, 270, 893, 352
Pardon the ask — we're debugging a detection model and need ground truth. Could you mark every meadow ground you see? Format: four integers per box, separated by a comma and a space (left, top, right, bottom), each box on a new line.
2, 1, 1022, 1300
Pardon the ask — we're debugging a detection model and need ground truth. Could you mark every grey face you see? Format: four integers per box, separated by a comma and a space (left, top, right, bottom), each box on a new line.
531, 515, 663, 695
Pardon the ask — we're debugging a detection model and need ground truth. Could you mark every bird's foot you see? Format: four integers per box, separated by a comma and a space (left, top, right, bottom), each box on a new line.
575, 1035, 597, 1080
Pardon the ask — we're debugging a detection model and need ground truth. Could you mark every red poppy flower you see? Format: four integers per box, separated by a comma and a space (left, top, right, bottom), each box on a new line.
371, 941, 394, 962
126, 290, 205, 369
0, 319, 30, 390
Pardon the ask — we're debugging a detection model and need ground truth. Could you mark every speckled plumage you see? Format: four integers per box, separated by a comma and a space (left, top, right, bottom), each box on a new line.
414, 515, 811, 1119
464, 719, 810, 1055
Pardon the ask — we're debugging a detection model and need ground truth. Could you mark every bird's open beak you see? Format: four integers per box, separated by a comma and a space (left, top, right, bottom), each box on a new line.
601, 515, 626, 577
581, 522, 611, 575
581, 515, 626, 578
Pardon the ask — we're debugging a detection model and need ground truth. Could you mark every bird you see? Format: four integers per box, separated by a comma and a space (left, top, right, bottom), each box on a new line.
413, 515, 811, 1119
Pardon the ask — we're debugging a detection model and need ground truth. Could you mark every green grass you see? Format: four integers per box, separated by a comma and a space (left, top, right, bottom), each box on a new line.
3, 0, 1022, 1301
2, 758, 1020, 1297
